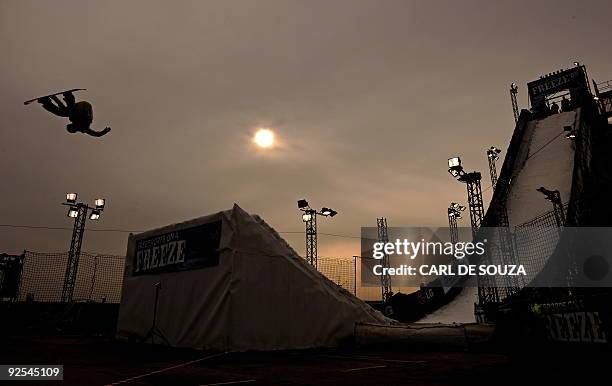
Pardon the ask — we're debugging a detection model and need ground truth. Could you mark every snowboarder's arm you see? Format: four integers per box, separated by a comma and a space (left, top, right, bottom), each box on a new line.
81, 127, 111, 137
39, 96, 69, 117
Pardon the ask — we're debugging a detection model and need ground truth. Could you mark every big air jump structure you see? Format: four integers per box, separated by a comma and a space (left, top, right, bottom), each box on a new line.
117, 204, 389, 351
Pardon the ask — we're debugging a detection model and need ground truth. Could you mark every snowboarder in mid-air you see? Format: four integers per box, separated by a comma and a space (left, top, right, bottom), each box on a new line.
25, 89, 111, 137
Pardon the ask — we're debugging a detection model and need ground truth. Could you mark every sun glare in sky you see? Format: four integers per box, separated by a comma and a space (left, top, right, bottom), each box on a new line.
253, 128, 275, 148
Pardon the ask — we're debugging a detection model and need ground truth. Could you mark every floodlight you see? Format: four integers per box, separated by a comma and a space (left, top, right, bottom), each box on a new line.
66, 193, 77, 203
94, 198, 106, 209
67, 207, 79, 218
302, 213, 312, 222
89, 210, 101, 220
320, 207, 332, 216
455, 214, 462, 219
487, 146, 501, 160
448, 157, 461, 168
458, 205, 467, 211
328, 209, 338, 217
537, 186, 556, 202
448, 157, 464, 178
297, 199, 309, 209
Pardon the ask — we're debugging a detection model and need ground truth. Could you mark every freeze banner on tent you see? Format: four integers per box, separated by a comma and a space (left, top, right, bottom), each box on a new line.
133, 220, 222, 275
360, 227, 612, 288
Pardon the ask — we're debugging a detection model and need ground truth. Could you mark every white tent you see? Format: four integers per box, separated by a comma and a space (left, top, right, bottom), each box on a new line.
117, 204, 389, 351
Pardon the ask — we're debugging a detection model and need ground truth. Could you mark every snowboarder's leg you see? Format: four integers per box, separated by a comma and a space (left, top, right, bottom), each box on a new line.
38, 95, 69, 117
62, 91, 76, 108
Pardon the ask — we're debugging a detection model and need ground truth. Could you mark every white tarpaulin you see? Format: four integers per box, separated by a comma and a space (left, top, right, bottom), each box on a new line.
117, 204, 388, 351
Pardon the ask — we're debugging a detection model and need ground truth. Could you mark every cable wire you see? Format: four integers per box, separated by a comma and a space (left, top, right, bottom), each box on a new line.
0, 224, 365, 239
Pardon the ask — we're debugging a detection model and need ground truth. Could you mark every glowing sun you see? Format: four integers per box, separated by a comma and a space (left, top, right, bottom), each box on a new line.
253, 128, 275, 148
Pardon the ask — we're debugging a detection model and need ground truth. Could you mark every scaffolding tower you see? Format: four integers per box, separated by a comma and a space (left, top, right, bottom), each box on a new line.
304, 209, 318, 269
486, 146, 502, 191
510, 83, 519, 123
376, 217, 392, 302
62, 204, 88, 302
459, 172, 485, 238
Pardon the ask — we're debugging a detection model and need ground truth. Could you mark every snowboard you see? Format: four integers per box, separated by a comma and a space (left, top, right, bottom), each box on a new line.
24, 89, 86, 105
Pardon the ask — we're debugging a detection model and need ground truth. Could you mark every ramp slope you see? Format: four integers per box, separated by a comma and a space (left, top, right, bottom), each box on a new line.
419, 110, 578, 323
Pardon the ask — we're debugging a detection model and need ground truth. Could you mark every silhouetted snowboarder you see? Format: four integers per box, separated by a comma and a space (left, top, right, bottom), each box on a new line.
24, 89, 111, 137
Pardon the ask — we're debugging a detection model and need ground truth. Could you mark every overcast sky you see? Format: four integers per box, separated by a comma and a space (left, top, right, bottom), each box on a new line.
1, 0, 611, 257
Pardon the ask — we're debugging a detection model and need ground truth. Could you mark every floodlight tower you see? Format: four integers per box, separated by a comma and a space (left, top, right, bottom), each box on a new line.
297, 199, 338, 269
486, 146, 502, 191
447, 157, 485, 238
510, 83, 519, 123
376, 217, 392, 302
61, 193, 106, 302
447, 202, 466, 244
537, 187, 566, 227
448, 157, 500, 307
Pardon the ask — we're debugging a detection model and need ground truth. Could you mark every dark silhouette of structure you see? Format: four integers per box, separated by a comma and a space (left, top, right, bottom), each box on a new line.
376, 217, 393, 303
61, 194, 106, 302
486, 146, 502, 190
510, 83, 519, 123
297, 199, 338, 269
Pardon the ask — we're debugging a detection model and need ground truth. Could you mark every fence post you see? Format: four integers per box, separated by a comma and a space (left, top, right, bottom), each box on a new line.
354, 256, 357, 296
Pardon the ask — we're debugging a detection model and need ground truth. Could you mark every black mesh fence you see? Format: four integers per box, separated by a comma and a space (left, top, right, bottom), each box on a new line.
13, 251, 358, 303
17, 251, 125, 303
479, 204, 571, 303
512, 208, 564, 286
10, 208, 572, 305
318, 256, 356, 295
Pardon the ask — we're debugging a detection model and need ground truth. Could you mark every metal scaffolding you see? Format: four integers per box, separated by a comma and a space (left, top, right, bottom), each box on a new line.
376, 217, 392, 302
62, 204, 88, 302
510, 83, 519, 123
447, 203, 466, 244
298, 199, 338, 270
447, 208, 458, 244
460, 172, 485, 238
486, 146, 501, 191
304, 209, 318, 268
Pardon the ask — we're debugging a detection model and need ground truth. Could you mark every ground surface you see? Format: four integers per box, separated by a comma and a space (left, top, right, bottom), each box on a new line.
0, 335, 608, 385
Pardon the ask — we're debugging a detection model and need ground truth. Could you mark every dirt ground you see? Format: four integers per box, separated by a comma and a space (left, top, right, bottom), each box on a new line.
0, 335, 608, 385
